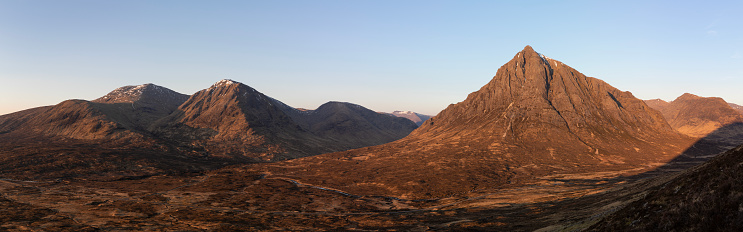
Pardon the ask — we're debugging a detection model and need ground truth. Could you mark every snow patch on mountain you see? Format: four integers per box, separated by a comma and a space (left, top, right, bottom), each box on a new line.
210, 79, 239, 89
94, 83, 188, 104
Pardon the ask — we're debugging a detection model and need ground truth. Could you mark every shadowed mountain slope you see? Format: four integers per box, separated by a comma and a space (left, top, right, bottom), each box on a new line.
0, 83, 190, 141
0, 85, 206, 180
152, 80, 346, 161
255, 46, 697, 199
92, 83, 189, 131
151, 79, 416, 160
275, 101, 418, 150
590, 143, 743, 231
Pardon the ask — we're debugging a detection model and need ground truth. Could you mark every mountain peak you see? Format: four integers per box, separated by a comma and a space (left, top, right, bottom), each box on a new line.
522, 45, 535, 53
210, 79, 241, 89
416, 45, 679, 167
514, 45, 537, 58
676, 93, 701, 101
94, 83, 185, 104
254, 46, 691, 199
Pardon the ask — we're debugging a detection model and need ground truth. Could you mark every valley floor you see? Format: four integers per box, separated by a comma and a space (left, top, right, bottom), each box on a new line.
0, 158, 707, 231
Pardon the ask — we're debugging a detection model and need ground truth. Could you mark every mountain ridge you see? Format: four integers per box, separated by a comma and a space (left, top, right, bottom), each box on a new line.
0, 79, 417, 179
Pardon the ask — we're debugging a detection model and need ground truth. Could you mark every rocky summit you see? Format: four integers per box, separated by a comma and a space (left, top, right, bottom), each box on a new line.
255, 46, 697, 199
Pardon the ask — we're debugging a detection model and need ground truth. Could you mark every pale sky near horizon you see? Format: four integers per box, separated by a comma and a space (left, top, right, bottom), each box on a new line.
1, 1, 742, 116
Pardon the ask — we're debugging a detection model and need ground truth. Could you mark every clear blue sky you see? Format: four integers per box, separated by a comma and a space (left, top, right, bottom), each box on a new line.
1, 1, 742, 116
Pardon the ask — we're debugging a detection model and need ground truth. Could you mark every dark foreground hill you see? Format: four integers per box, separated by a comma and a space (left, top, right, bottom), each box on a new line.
0, 80, 416, 180
590, 143, 743, 231
251, 46, 698, 199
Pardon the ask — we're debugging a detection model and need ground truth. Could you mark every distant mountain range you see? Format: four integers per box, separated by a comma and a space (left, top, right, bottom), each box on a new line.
729, 102, 743, 114
252, 46, 703, 199
0, 79, 416, 180
645, 93, 743, 151
387, 111, 433, 126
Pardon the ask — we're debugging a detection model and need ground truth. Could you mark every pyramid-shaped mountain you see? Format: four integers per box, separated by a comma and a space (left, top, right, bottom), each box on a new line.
256, 46, 697, 198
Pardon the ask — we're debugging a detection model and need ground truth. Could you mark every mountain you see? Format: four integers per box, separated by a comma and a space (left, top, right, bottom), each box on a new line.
0, 80, 416, 179
730, 102, 743, 115
590, 143, 743, 231
645, 93, 743, 137
253, 46, 697, 199
276, 101, 418, 149
151, 79, 332, 161
0, 84, 206, 180
0, 83, 187, 141
92, 83, 189, 133
645, 93, 743, 150
643, 98, 669, 112
390, 111, 433, 126
152, 79, 416, 161
150, 80, 415, 161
